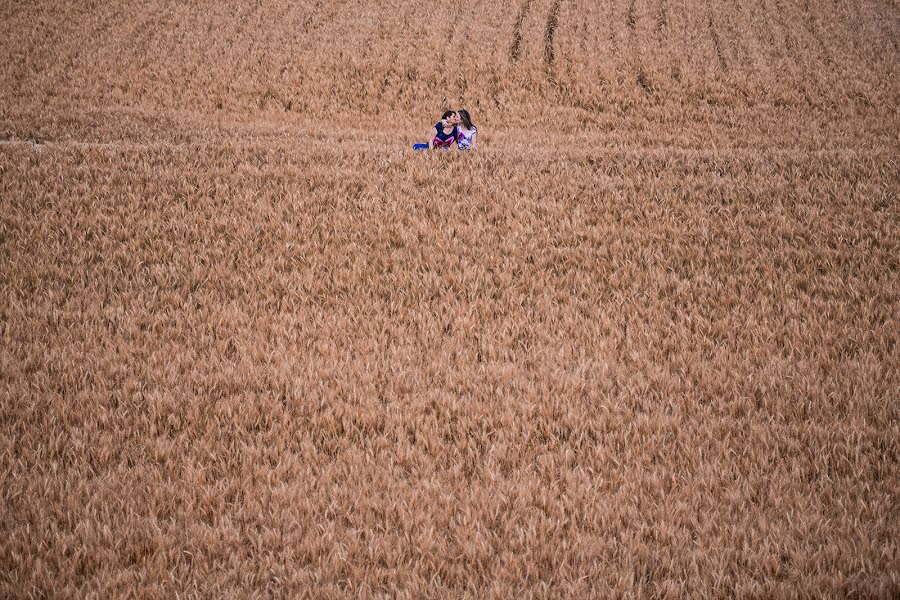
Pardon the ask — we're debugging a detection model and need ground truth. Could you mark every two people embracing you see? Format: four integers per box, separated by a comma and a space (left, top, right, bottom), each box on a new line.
414, 109, 477, 151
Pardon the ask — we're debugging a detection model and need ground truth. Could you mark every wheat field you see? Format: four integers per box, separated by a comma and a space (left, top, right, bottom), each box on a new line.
1, 1, 899, 598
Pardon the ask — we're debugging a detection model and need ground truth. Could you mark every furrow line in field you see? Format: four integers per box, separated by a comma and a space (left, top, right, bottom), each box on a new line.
89, 4, 117, 49
510, 0, 533, 63
3, 139, 895, 161
727, 1, 755, 68
711, 2, 749, 69
242, 0, 264, 49
271, 1, 297, 44
577, 12, 588, 55
625, 0, 651, 95
772, 0, 797, 59
866, 0, 900, 57
891, 0, 900, 53
260, 1, 295, 76
488, 68, 502, 110
706, 1, 729, 71
752, 0, 782, 63
834, 0, 866, 62
439, 0, 464, 98
544, 0, 562, 84
375, 15, 398, 112
375, 65, 397, 108
300, 1, 322, 33
802, 0, 833, 66
710, 23, 727, 71
655, 0, 668, 38
300, 0, 349, 35
456, 21, 472, 104
439, 1, 462, 60
606, 1, 619, 57
126, 2, 171, 66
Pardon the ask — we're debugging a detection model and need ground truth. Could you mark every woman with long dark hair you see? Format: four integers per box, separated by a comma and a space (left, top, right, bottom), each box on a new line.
455, 109, 477, 151
429, 110, 460, 150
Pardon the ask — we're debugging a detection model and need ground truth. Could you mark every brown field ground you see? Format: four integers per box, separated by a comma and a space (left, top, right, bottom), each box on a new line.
1, 0, 899, 598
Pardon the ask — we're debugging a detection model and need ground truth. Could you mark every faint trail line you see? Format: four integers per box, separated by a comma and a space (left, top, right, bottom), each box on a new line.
375, 65, 397, 106
301, 1, 323, 33
301, 0, 349, 34
366, 4, 398, 107
882, 0, 900, 54
128, 2, 169, 65
438, 1, 463, 97
773, 0, 796, 57
510, 0, 533, 63
577, 14, 588, 54
0, 139, 47, 150
607, 2, 619, 56
840, 0, 865, 61
625, 0, 651, 94
449, 0, 465, 95
2, 139, 894, 161
240, 0, 261, 45
488, 68, 502, 110
857, 0, 900, 58
881, 0, 900, 55
706, 2, 729, 71
263, 1, 295, 79
754, 0, 780, 60
544, 0, 562, 83
439, 2, 462, 60
802, 0, 833, 65
727, 1, 752, 68
655, 0, 669, 37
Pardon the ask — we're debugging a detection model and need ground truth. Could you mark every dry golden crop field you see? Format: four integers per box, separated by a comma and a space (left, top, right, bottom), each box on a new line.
1, 0, 898, 598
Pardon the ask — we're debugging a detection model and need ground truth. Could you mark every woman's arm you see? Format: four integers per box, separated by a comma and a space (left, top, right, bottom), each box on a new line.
470, 131, 477, 150
428, 125, 439, 149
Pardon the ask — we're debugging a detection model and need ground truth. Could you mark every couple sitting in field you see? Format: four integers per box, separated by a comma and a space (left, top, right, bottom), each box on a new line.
413, 109, 477, 151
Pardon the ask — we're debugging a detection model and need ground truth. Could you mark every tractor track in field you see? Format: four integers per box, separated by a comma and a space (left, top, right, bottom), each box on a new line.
438, 1, 463, 99
270, 2, 295, 42
772, 0, 797, 59
625, 0, 653, 95
706, 1, 729, 71
125, 2, 172, 66
300, 1, 322, 33
375, 63, 398, 107
510, 0, 533, 63
606, 2, 619, 57
258, 1, 295, 75
544, 0, 562, 84
753, 0, 783, 61
86, 4, 116, 50
887, 0, 900, 54
300, 0, 349, 34
708, 15, 728, 71
375, 14, 399, 112
2, 139, 894, 158
577, 13, 588, 55
726, 1, 753, 68
655, 0, 669, 38
864, 0, 900, 56
802, 0, 833, 66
